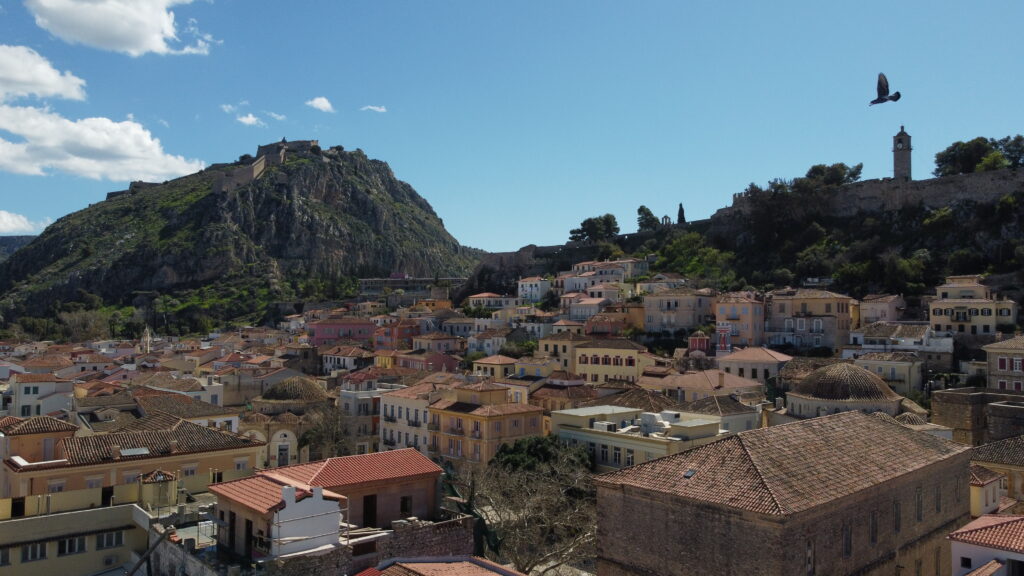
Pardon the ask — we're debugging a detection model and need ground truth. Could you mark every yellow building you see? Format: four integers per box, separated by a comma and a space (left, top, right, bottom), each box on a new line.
551, 406, 722, 473
765, 288, 856, 352
573, 338, 657, 384
930, 274, 1019, 336
427, 380, 544, 472
983, 334, 1024, 391
714, 292, 765, 350
852, 351, 924, 397
537, 331, 591, 371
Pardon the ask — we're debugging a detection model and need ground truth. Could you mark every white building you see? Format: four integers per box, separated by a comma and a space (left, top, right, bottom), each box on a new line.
517, 276, 552, 303
9, 373, 73, 417
949, 514, 1024, 576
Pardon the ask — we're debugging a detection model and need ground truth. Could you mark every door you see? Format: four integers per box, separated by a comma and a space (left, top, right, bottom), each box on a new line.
277, 444, 289, 467
363, 494, 377, 528
244, 519, 253, 558
228, 511, 237, 553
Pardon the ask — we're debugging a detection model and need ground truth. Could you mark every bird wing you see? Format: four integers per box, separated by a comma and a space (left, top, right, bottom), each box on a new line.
876, 73, 890, 98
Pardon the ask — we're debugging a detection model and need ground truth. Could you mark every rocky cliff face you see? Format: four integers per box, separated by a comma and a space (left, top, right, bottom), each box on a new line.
0, 145, 482, 318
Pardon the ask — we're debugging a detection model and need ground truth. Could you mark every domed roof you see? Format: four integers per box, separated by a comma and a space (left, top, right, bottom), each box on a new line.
262, 377, 330, 402
793, 364, 902, 402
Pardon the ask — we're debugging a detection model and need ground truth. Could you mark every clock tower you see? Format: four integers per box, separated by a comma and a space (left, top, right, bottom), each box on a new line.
893, 125, 911, 182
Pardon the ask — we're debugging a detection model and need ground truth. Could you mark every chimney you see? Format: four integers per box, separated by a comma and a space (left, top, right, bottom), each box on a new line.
111, 445, 121, 460
282, 485, 297, 503
717, 371, 725, 389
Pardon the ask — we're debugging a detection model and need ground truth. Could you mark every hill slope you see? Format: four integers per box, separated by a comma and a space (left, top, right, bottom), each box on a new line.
0, 144, 482, 328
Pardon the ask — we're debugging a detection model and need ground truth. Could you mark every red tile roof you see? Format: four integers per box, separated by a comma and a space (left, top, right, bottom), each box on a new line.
949, 515, 1024, 554
597, 411, 969, 516
356, 556, 526, 576
971, 464, 1004, 486
0, 415, 78, 435
267, 448, 442, 490
209, 474, 344, 515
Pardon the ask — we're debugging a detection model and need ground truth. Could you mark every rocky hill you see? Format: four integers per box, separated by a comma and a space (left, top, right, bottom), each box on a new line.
0, 236, 33, 263
0, 144, 482, 328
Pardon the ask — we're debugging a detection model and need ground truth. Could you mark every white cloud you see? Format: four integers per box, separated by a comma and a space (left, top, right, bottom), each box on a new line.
0, 104, 204, 180
220, 103, 236, 113
158, 118, 170, 127
305, 96, 334, 113
360, 105, 387, 113
0, 44, 86, 102
24, 0, 218, 57
0, 210, 51, 234
236, 113, 264, 127
266, 111, 286, 121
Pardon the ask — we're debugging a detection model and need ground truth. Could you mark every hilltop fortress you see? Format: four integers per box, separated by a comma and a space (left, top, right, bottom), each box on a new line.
104, 139, 320, 200
714, 127, 1024, 220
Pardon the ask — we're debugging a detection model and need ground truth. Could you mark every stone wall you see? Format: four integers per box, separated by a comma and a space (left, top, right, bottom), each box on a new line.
931, 387, 1024, 445
375, 514, 475, 561
596, 451, 970, 576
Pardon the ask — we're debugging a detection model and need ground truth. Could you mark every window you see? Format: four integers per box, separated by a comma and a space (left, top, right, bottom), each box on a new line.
916, 488, 923, 521
894, 500, 902, 533
235, 458, 248, 471
1015, 358, 1023, 372
0, 547, 7, 566
182, 465, 198, 477
600, 444, 609, 463
21, 542, 46, 562
86, 476, 103, 489
956, 477, 963, 502
58, 536, 86, 556
47, 479, 65, 493
97, 531, 123, 550
961, 557, 972, 569
578, 355, 588, 365
400, 496, 412, 516
613, 447, 622, 465
626, 448, 634, 467
842, 522, 852, 557
869, 510, 878, 544
934, 485, 941, 513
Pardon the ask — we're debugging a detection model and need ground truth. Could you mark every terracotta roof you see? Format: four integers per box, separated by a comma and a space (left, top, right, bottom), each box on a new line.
575, 339, 646, 351
112, 411, 185, 432
597, 411, 969, 516
856, 351, 921, 363
11, 373, 71, 383
20, 354, 73, 368
683, 394, 756, 416
974, 436, 1024, 467
457, 380, 508, 392
361, 556, 527, 576
791, 364, 903, 402
139, 469, 176, 484
75, 390, 136, 408
720, 347, 793, 363
267, 448, 441, 489
0, 415, 78, 435
531, 384, 598, 402
639, 370, 762, 394
949, 515, 1024, 554
8, 418, 262, 470
984, 335, 1024, 351
137, 393, 235, 419
473, 355, 517, 365
578, 386, 682, 412
970, 464, 1004, 486
209, 474, 344, 515
778, 357, 852, 382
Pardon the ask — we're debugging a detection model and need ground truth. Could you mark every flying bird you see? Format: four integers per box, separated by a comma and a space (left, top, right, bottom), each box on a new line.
870, 73, 901, 105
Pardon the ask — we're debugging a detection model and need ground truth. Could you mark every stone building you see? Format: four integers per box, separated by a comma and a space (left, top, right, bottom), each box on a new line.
931, 387, 1024, 446
595, 410, 971, 576
779, 363, 925, 425
240, 376, 334, 468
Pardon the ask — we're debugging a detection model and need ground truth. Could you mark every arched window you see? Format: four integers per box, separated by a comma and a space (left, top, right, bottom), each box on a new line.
592, 355, 600, 365
613, 356, 622, 366
603, 355, 611, 365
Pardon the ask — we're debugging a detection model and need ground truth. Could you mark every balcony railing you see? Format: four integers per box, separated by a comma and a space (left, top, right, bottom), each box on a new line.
382, 437, 397, 447
382, 415, 397, 423
470, 429, 482, 439
427, 422, 440, 431
447, 427, 465, 436
405, 440, 419, 448
407, 420, 422, 428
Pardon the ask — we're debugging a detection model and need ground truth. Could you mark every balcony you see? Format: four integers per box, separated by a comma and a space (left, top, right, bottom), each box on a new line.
382, 437, 397, 447
407, 420, 422, 428
470, 429, 482, 439
382, 414, 397, 423
447, 427, 466, 436
405, 440, 419, 448
427, 422, 440, 431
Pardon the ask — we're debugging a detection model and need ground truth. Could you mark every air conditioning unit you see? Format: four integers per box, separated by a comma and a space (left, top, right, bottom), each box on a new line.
104, 555, 118, 566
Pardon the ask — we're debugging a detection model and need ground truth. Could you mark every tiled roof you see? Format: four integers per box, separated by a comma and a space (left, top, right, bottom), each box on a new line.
0, 415, 78, 435
790, 364, 902, 402
894, 412, 928, 426
261, 377, 331, 401
974, 436, 1024, 467
965, 559, 1004, 576
471, 404, 544, 417
209, 474, 343, 515
110, 411, 184, 432
597, 411, 968, 516
75, 390, 136, 408
720, 347, 793, 363
11, 372, 71, 383
363, 556, 527, 576
139, 469, 176, 484
778, 357, 852, 381
8, 418, 262, 470
137, 394, 236, 418
857, 322, 928, 340
984, 335, 1024, 352
473, 355, 517, 365
20, 354, 73, 368
268, 448, 441, 489
683, 394, 756, 416
575, 338, 646, 351
639, 370, 761, 394
578, 387, 682, 412
970, 464, 1004, 486
457, 380, 508, 392
948, 515, 1024, 554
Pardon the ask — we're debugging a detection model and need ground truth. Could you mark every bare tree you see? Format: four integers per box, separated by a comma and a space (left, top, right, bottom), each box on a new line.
454, 438, 596, 575
301, 404, 353, 460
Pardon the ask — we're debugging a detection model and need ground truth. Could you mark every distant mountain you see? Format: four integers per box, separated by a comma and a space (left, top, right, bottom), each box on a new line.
0, 236, 34, 263
0, 142, 482, 329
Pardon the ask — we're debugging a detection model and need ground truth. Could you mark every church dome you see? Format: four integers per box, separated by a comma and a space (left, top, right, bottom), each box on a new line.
793, 364, 902, 401
262, 377, 330, 402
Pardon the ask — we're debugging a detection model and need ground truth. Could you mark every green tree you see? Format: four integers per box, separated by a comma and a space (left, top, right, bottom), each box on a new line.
977, 150, 1011, 172
569, 213, 620, 243
637, 205, 660, 232
995, 135, 1024, 167
934, 137, 995, 177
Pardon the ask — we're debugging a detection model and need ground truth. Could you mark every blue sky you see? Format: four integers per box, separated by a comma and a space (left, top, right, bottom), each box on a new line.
0, 1, 1021, 253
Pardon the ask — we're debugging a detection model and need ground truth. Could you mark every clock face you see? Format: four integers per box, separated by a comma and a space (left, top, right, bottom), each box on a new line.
896, 141, 904, 150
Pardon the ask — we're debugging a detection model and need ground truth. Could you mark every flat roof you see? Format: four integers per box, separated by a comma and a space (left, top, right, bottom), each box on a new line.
554, 405, 640, 417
